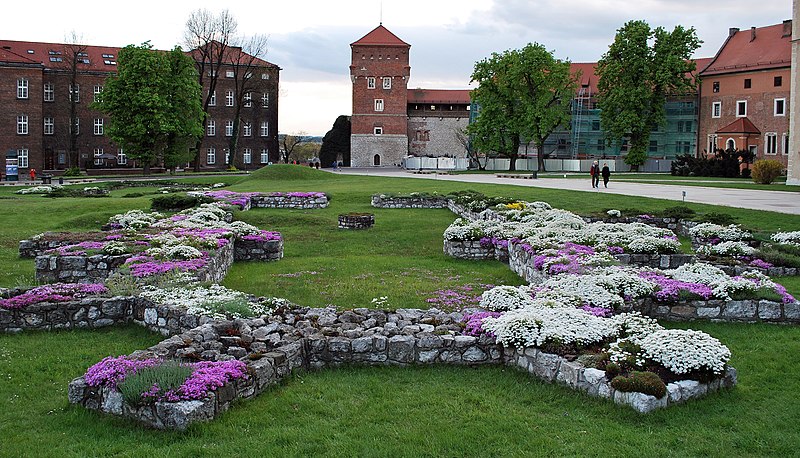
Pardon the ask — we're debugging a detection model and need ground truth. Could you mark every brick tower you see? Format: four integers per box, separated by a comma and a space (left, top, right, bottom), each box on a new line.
350, 24, 410, 167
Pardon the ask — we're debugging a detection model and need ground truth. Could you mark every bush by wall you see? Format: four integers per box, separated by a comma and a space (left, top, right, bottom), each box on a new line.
751, 159, 784, 184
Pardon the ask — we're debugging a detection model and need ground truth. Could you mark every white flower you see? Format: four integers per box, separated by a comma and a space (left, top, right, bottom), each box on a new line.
607, 209, 621, 218
697, 241, 755, 257
163, 244, 203, 260
638, 329, 731, 375
772, 231, 800, 247
482, 306, 618, 349
108, 210, 163, 229
689, 223, 751, 241
479, 285, 535, 311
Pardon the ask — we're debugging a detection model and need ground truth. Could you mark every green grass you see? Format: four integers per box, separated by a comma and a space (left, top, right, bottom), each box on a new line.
1, 163, 800, 455
533, 172, 800, 192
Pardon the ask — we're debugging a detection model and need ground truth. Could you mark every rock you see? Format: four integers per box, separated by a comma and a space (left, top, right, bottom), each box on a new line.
351, 336, 372, 353
462, 346, 487, 363
555, 361, 582, 389
417, 334, 443, 350
758, 301, 781, 320
143, 308, 158, 325
723, 301, 756, 319
67, 377, 88, 404
417, 350, 439, 363
454, 335, 477, 348
328, 337, 351, 353
387, 335, 415, 363
627, 392, 667, 413
101, 388, 124, 415
155, 398, 215, 431
666, 383, 682, 404
533, 352, 562, 382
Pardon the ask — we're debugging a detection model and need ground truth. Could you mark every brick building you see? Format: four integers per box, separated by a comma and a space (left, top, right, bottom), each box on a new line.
698, 21, 792, 164
349, 25, 470, 167
0, 39, 279, 177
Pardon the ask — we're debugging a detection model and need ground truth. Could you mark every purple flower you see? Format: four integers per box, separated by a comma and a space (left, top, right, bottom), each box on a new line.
0, 283, 108, 310
241, 231, 282, 242
462, 311, 501, 337
85, 356, 161, 389
607, 246, 624, 255
580, 304, 612, 317
638, 271, 713, 302
749, 258, 773, 269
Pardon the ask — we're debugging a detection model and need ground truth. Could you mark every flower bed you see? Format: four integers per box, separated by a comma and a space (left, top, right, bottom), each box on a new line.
251, 192, 329, 209
371, 193, 450, 209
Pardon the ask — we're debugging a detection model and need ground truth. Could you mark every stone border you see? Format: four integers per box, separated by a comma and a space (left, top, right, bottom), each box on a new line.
624, 297, 800, 323
251, 194, 329, 209
443, 239, 508, 262
59, 304, 737, 429
371, 195, 450, 209
338, 214, 374, 229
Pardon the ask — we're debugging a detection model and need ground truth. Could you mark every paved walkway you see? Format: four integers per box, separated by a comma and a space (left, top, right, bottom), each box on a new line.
335, 168, 800, 216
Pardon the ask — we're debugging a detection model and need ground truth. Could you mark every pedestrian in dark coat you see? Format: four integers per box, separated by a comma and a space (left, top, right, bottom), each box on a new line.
601, 162, 611, 188
589, 161, 600, 188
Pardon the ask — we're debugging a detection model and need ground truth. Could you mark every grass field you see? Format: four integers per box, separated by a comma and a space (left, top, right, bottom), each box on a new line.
1, 165, 800, 456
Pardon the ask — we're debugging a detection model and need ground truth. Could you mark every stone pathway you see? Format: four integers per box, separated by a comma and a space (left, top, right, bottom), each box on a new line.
334, 168, 800, 216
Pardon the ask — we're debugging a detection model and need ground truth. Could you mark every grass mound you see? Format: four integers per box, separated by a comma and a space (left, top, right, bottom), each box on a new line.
247, 164, 334, 181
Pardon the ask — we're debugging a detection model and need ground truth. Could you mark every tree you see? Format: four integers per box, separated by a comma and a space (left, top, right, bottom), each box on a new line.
279, 132, 310, 163
319, 115, 351, 167
454, 127, 488, 170
184, 9, 237, 171
467, 43, 576, 171
596, 20, 701, 171
224, 34, 271, 169
93, 43, 204, 174
61, 32, 88, 169
294, 142, 321, 163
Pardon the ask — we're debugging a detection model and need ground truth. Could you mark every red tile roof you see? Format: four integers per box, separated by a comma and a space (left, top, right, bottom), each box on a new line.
701, 22, 791, 76
568, 58, 709, 96
351, 25, 410, 47
0, 39, 278, 72
407, 88, 471, 104
716, 117, 761, 134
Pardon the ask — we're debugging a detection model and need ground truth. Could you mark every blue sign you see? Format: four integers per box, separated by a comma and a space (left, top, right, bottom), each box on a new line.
5, 164, 18, 180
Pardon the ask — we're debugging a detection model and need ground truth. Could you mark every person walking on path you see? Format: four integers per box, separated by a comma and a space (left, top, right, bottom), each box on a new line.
601, 162, 611, 188
589, 161, 600, 188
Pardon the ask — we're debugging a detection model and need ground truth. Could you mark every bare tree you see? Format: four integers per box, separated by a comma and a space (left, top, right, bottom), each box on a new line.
454, 127, 488, 170
280, 132, 310, 163
61, 31, 88, 169
184, 8, 237, 171
226, 34, 270, 169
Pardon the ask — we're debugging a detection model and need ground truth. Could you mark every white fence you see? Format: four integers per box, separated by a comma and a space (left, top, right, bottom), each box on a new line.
401, 156, 674, 173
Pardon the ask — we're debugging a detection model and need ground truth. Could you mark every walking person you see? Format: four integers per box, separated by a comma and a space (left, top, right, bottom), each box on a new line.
589, 160, 600, 188
601, 162, 611, 188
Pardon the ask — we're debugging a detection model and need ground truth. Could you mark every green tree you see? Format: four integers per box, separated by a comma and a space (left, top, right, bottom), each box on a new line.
94, 43, 203, 174
319, 115, 351, 167
597, 20, 701, 171
468, 43, 577, 171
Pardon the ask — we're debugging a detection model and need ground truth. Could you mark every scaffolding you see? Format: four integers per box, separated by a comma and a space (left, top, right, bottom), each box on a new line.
571, 86, 591, 158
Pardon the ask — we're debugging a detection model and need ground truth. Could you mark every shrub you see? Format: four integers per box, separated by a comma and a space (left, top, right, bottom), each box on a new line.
754, 247, 800, 269
117, 362, 193, 406
121, 192, 147, 198
610, 371, 667, 398
660, 206, 695, 220
751, 159, 784, 184
701, 212, 736, 226
151, 194, 214, 211
63, 167, 82, 177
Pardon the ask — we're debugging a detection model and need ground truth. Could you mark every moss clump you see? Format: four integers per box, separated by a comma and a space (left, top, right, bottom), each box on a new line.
611, 371, 667, 398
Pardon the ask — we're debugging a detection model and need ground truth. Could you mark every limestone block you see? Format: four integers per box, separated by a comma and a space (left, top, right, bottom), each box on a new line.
67, 377, 88, 404
417, 349, 439, 363
351, 336, 372, 353
328, 337, 351, 353
462, 346, 487, 363
676, 380, 707, 400
723, 301, 756, 319
454, 335, 477, 348
101, 388, 124, 415
696, 307, 720, 318
387, 335, 415, 363
533, 352, 562, 382
758, 301, 782, 320
555, 361, 583, 389
666, 383, 682, 404
627, 392, 667, 413
417, 334, 443, 350
155, 398, 215, 431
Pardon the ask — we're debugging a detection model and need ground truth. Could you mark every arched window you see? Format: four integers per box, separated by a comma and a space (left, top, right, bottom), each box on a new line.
726, 138, 736, 151
373, 154, 381, 166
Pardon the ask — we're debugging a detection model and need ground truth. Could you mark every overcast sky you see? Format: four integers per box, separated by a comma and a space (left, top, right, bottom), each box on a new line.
4, 0, 792, 135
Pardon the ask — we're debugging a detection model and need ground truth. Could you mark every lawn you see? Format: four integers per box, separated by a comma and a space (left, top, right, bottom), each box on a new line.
1, 164, 800, 456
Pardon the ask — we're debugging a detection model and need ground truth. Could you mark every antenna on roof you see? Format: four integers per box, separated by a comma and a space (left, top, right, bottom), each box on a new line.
380, 1, 383, 25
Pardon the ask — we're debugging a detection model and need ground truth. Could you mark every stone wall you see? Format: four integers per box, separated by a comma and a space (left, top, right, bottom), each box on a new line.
196, 242, 234, 284
35, 254, 131, 284
1, 296, 137, 333
251, 194, 329, 209
614, 253, 695, 269
371, 195, 450, 209
351, 134, 408, 167
233, 239, 284, 262
626, 297, 800, 323
19, 232, 107, 258
444, 240, 507, 262
62, 304, 737, 429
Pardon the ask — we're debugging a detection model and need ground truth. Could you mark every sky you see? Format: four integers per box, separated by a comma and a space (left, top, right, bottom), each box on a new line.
3, 0, 792, 135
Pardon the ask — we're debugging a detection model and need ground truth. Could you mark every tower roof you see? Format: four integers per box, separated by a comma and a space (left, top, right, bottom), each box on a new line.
700, 22, 791, 76
716, 117, 761, 134
351, 25, 410, 47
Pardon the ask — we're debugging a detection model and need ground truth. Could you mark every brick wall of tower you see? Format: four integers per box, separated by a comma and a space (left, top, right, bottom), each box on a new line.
350, 44, 410, 136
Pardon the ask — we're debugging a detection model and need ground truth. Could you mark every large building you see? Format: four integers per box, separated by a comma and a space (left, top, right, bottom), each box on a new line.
349, 25, 470, 167
698, 21, 792, 163
0, 39, 279, 176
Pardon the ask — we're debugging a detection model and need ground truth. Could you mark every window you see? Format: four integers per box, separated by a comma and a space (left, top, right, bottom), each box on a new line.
383, 77, 391, 89
207, 147, 216, 164
225, 120, 234, 136
596, 139, 605, 151
243, 148, 252, 164
260, 148, 269, 163
44, 83, 54, 102
94, 148, 104, 166
17, 149, 28, 168
775, 98, 786, 116
591, 120, 600, 131
243, 122, 252, 137
58, 152, 65, 165
712, 102, 721, 118
744, 78, 751, 89
677, 120, 693, 133
93, 85, 102, 102
783, 133, 790, 155
44, 117, 54, 135
223, 149, 230, 165
765, 133, 778, 155
17, 79, 28, 99
94, 118, 104, 135
244, 92, 252, 107
261, 73, 269, 80
775, 76, 783, 87
374, 126, 383, 135
117, 148, 127, 165
69, 84, 80, 102
71, 118, 80, 135
17, 115, 28, 135
726, 138, 736, 151
736, 100, 747, 117
712, 81, 720, 93
226, 70, 234, 78
707, 134, 718, 154
675, 141, 691, 154
260, 121, 269, 137
367, 77, 376, 89
374, 99, 384, 112
649, 140, 658, 153
414, 130, 429, 141
207, 120, 216, 136
209, 91, 216, 106
261, 93, 269, 108
226, 90, 234, 107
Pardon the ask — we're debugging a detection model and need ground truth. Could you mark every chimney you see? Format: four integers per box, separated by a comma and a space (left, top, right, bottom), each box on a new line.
750, 26, 756, 42
729, 27, 740, 37
783, 19, 792, 38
